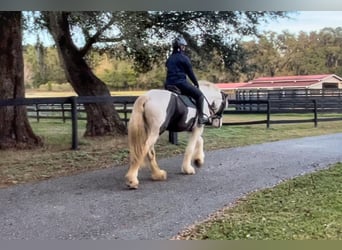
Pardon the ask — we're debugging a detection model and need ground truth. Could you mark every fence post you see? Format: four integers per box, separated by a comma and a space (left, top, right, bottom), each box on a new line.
36, 104, 39, 122
257, 90, 260, 111
266, 100, 270, 128
71, 96, 78, 150
242, 91, 246, 111
313, 99, 318, 127
124, 102, 128, 127
169, 131, 178, 145
62, 103, 66, 123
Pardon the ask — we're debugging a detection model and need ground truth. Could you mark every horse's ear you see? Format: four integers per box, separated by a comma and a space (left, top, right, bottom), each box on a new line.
222, 92, 228, 102
210, 101, 216, 110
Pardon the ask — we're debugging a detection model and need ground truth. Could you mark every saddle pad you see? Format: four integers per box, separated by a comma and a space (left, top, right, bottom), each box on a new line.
166, 86, 196, 109
178, 94, 196, 108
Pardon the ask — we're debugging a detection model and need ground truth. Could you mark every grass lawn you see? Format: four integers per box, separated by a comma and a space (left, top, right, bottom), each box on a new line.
174, 162, 342, 240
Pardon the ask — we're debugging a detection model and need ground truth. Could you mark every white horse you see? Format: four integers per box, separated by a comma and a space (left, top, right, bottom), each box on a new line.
125, 80, 228, 189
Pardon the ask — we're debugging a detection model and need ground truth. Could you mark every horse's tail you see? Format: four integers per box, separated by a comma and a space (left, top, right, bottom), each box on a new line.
128, 95, 150, 167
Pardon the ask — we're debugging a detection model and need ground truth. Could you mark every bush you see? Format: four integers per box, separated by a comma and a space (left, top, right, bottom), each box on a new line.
38, 82, 74, 91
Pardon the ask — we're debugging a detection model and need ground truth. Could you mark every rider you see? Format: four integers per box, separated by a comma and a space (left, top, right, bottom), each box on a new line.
165, 36, 208, 125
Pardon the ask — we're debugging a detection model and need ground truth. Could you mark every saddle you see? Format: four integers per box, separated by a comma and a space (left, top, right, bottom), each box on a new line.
165, 85, 216, 128
165, 85, 196, 108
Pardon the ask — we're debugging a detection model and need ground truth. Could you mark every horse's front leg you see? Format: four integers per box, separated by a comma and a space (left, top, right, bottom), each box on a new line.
181, 127, 203, 174
193, 135, 204, 167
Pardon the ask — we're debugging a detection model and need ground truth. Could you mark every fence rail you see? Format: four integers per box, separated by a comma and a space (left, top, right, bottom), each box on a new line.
1, 94, 342, 149
0, 96, 136, 149
26, 102, 133, 126
225, 98, 342, 128
235, 88, 342, 101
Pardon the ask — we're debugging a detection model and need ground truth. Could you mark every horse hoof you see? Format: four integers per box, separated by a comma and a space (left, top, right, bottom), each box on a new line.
151, 170, 167, 181
181, 166, 196, 175
126, 183, 139, 189
126, 179, 139, 189
127, 185, 138, 190
194, 159, 203, 167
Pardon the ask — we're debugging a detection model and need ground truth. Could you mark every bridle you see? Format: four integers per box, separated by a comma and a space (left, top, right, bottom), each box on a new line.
204, 91, 228, 119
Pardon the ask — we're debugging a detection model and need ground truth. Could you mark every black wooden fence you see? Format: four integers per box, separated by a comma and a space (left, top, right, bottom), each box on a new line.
235, 88, 342, 101
1, 94, 342, 149
0, 96, 136, 150
25, 97, 134, 126
226, 98, 342, 128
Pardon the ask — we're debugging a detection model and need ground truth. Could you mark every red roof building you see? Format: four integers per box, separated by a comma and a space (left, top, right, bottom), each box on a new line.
242, 74, 342, 90
215, 82, 251, 90
216, 74, 342, 92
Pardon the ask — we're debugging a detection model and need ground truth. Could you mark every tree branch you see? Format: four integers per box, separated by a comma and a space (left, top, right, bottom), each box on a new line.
79, 16, 117, 57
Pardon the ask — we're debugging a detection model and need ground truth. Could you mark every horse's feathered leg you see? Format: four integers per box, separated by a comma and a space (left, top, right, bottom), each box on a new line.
125, 92, 169, 189
147, 146, 167, 181
125, 95, 150, 189
193, 135, 205, 167
181, 126, 204, 174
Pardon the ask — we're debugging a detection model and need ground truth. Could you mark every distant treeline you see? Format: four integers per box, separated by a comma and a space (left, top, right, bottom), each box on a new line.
24, 27, 342, 90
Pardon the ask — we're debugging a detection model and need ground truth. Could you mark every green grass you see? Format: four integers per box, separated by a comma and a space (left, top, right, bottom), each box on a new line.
176, 162, 342, 240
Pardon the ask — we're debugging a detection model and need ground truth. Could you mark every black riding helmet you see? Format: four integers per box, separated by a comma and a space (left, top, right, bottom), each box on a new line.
172, 36, 187, 50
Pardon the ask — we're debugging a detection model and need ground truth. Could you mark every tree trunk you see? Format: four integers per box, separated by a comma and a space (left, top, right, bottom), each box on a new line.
45, 12, 126, 137
0, 12, 42, 149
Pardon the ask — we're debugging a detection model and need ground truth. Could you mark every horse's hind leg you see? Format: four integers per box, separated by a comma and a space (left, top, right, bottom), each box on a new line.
147, 146, 167, 181
125, 153, 145, 189
125, 133, 153, 189
126, 131, 166, 188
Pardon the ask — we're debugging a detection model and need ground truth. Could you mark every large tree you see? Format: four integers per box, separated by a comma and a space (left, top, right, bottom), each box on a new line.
0, 12, 42, 149
43, 12, 126, 136
37, 11, 288, 136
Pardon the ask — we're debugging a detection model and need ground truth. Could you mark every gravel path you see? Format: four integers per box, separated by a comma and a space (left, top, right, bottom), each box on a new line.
0, 133, 341, 239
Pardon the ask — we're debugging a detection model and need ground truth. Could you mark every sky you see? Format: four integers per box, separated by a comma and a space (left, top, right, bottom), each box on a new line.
23, 11, 342, 46
260, 11, 342, 34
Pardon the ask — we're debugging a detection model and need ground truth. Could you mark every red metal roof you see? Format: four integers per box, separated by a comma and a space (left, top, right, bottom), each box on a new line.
243, 74, 341, 89
250, 74, 332, 83
244, 81, 319, 88
215, 82, 251, 89
215, 74, 342, 90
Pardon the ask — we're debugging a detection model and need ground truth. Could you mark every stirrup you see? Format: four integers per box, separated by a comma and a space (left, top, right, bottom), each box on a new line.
197, 116, 209, 126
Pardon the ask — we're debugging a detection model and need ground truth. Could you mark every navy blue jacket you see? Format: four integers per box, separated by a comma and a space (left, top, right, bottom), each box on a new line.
165, 51, 198, 86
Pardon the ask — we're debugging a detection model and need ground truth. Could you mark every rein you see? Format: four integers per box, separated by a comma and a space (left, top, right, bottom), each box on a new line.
203, 91, 227, 119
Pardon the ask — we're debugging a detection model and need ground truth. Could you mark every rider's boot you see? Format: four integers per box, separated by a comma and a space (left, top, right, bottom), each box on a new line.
196, 95, 209, 126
